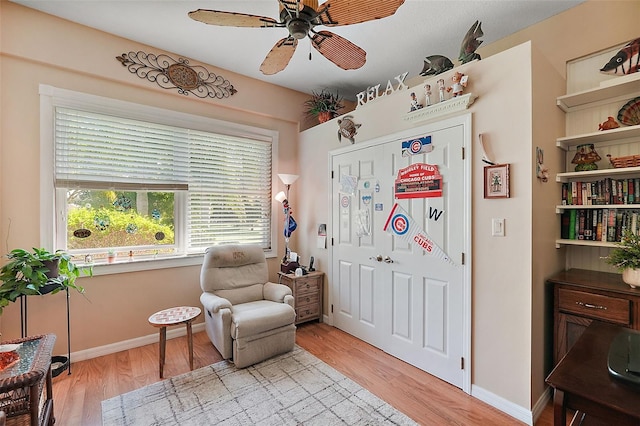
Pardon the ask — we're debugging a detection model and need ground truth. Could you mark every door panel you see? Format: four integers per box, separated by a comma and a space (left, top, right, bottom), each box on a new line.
391, 271, 413, 341
425, 277, 447, 353
332, 147, 386, 348
331, 117, 470, 389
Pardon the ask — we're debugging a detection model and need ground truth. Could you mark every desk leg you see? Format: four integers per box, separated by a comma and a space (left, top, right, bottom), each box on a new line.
187, 320, 194, 371
159, 326, 167, 378
553, 388, 566, 426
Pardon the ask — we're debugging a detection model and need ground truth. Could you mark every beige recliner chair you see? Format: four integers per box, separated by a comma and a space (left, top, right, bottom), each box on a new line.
200, 244, 296, 368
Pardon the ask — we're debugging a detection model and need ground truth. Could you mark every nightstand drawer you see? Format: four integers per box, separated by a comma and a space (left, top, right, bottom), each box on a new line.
296, 292, 319, 307
558, 288, 630, 325
295, 277, 321, 295
296, 305, 320, 322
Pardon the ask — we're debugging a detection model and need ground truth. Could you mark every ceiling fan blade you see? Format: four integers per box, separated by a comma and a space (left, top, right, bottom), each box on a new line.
260, 37, 298, 75
188, 9, 279, 28
317, 0, 405, 26
311, 30, 366, 70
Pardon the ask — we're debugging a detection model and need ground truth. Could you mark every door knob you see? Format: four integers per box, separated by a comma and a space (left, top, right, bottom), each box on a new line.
369, 255, 383, 262
383, 256, 394, 264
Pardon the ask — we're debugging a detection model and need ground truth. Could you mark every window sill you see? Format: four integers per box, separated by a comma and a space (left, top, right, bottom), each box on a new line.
86, 254, 204, 276
83, 249, 278, 276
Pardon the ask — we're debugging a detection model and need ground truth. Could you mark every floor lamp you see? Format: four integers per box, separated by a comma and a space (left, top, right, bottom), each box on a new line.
275, 173, 298, 264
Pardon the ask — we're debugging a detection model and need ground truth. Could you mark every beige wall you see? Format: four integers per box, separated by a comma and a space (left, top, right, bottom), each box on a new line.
0, 1, 309, 352
299, 41, 540, 412
530, 43, 567, 410
298, 0, 638, 419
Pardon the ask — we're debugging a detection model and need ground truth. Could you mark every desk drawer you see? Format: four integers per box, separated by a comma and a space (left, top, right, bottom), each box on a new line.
558, 288, 630, 325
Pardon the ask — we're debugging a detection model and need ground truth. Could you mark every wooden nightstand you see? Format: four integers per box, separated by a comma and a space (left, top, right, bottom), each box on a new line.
278, 271, 323, 325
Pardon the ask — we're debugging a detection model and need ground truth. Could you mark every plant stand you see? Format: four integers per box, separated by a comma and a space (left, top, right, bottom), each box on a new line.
19, 286, 72, 376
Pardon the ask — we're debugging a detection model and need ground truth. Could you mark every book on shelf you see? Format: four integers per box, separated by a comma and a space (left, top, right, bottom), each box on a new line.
560, 208, 640, 242
561, 178, 640, 206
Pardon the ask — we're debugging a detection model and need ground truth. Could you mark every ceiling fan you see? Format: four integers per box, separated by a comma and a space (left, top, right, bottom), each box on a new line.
188, 0, 405, 75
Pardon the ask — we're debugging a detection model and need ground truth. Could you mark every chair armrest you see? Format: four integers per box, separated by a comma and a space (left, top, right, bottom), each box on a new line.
200, 292, 232, 313
264, 282, 292, 303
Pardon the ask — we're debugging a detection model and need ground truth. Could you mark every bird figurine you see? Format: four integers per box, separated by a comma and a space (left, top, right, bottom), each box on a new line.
459, 20, 483, 64
598, 116, 620, 131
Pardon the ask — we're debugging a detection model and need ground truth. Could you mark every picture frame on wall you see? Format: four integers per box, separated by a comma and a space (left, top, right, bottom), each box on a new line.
484, 164, 510, 199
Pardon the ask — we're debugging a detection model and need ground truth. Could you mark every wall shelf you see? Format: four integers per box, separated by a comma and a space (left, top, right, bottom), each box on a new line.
403, 93, 477, 124
555, 204, 640, 213
556, 166, 640, 182
557, 74, 640, 112
555, 239, 617, 249
557, 124, 640, 150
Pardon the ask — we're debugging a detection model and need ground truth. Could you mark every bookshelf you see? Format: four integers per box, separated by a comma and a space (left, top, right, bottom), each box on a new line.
556, 73, 640, 249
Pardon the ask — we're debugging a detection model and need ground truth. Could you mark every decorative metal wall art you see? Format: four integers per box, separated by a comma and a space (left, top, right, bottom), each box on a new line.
116, 51, 237, 99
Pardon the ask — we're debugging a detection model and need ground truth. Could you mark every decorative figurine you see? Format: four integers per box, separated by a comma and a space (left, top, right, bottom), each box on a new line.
424, 84, 432, 106
600, 38, 640, 75
409, 92, 423, 111
437, 78, 446, 102
459, 20, 483, 64
536, 147, 549, 183
446, 72, 468, 97
571, 143, 602, 171
337, 115, 361, 144
598, 116, 620, 131
420, 55, 454, 76
617, 96, 640, 126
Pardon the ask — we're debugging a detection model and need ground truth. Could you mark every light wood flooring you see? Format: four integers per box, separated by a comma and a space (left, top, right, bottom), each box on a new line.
50, 322, 554, 425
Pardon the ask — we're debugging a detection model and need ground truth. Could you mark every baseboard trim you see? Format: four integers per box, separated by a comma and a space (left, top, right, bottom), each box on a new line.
322, 313, 332, 325
532, 387, 552, 425
68, 322, 206, 363
471, 384, 533, 426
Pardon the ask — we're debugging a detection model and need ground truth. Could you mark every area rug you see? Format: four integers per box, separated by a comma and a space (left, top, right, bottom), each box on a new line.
101, 345, 417, 425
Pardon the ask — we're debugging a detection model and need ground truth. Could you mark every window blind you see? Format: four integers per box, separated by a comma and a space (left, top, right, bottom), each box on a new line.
188, 130, 272, 248
54, 106, 273, 250
55, 107, 189, 190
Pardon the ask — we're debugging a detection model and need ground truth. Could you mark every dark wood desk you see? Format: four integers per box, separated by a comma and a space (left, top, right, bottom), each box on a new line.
546, 321, 640, 426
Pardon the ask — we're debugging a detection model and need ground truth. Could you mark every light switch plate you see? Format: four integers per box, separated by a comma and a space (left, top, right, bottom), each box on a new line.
492, 218, 505, 237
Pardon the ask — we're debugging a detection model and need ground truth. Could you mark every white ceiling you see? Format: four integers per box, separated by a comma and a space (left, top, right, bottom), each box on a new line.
11, 0, 585, 100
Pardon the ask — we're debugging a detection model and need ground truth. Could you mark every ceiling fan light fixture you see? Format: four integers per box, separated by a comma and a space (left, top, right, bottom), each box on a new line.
287, 18, 311, 39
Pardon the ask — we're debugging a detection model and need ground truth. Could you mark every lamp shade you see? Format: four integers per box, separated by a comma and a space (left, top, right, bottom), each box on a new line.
278, 173, 299, 185
274, 191, 287, 203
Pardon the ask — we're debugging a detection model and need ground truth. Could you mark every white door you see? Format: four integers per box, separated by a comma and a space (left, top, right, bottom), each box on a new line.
331, 145, 387, 348
330, 115, 471, 390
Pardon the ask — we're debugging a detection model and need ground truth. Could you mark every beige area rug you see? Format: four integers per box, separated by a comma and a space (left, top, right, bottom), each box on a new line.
101, 345, 417, 425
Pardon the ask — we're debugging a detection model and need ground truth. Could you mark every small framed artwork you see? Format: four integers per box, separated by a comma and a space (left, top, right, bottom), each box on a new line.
484, 164, 510, 199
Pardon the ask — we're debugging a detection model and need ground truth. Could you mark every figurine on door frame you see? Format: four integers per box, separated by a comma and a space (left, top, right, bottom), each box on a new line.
409, 92, 423, 111
437, 78, 446, 102
447, 72, 468, 97
424, 84, 432, 106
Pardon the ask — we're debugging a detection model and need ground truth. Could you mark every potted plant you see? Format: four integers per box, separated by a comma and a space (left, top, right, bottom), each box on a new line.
107, 249, 117, 263
604, 229, 640, 288
0, 248, 92, 313
303, 89, 345, 123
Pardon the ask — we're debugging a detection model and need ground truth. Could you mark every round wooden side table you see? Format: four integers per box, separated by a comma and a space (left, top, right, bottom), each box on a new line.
148, 306, 201, 378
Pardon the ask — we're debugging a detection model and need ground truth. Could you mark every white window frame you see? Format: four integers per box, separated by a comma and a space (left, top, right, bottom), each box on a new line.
39, 85, 279, 275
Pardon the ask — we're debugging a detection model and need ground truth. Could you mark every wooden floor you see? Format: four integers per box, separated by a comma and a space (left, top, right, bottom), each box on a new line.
50, 322, 554, 425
